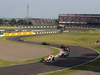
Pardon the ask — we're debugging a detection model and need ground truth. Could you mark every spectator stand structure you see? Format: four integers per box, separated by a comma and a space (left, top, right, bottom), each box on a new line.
58, 14, 100, 31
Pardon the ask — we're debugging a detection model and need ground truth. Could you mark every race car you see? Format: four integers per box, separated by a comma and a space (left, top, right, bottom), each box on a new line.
41, 42, 49, 45
40, 55, 55, 63
41, 46, 70, 63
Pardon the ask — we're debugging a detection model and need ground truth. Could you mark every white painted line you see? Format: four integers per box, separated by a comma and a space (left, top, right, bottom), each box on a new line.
39, 46, 100, 75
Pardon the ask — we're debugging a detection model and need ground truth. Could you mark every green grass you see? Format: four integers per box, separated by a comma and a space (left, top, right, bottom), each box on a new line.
43, 69, 79, 75
0, 30, 100, 74
22, 31, 100, 48
0, 37, 7, 40
0, 56, 46, 66
0, 46, 59, 66
22, 30, 100, 75
0, 37, 60, 66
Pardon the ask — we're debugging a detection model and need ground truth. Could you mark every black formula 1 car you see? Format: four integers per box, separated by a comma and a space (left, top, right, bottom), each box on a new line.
41, 42, 49, 45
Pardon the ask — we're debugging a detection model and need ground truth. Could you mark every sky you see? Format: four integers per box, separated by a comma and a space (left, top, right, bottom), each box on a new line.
0, 0, 99, 18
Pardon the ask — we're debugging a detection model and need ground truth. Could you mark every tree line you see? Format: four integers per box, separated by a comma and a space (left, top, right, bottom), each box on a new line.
0, 19, 33, 26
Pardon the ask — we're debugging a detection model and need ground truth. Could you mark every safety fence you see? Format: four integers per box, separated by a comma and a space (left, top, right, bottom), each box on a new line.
0, 30, 59, 37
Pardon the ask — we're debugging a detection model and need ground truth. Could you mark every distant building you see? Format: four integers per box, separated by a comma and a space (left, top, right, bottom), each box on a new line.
1, 14, 100, 34
31, 19, 57, 29
58, 14, 100, 28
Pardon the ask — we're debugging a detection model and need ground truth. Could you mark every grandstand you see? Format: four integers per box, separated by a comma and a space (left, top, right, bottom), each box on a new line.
31, 19, 57, 29
58, 14, 100, 29
1, 14, 100, 34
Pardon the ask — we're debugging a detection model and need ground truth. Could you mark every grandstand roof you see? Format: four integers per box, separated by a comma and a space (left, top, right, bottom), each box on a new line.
59, 14, 100, 17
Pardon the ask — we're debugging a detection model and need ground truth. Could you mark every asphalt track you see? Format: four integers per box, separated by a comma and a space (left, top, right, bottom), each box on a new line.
0, 36, 98, 75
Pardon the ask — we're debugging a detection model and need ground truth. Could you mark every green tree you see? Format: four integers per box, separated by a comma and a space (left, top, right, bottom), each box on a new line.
9, 19, 17, 26
17, 19, 33, 26
0, 19, 4, 25
27, 21, 33, 26
17, 19, 25, 25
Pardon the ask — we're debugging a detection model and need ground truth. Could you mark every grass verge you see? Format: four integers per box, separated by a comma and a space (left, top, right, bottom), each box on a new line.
0, 37, 60, 66
22, 30, 100, 75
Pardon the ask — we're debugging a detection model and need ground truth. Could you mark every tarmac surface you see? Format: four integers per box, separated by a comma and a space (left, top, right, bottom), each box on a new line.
0, 36, 98, 75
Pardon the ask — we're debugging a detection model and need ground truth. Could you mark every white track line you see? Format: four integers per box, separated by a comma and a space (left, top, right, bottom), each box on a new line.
39, 46, 100, 75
